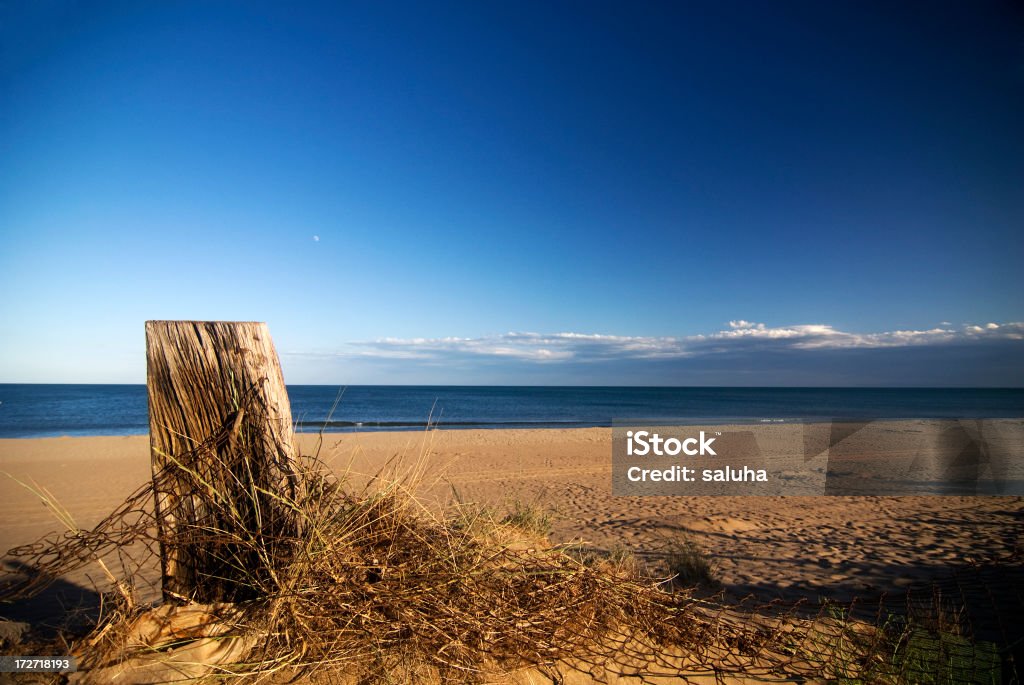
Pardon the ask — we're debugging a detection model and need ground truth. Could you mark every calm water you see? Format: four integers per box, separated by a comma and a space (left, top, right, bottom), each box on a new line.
1, 385, 1022, 438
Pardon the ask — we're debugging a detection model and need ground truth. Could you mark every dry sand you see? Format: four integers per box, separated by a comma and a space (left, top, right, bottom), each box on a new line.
1, 426, 1020, 624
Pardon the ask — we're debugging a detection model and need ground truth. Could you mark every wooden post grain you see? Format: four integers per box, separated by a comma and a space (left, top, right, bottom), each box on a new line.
145, 321, 301, 603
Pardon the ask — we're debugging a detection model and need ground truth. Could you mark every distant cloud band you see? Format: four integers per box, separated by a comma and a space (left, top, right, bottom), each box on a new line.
286, 321, 1024, 364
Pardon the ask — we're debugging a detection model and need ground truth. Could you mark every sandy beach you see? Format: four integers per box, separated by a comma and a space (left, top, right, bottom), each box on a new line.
2, 426, 1020, 622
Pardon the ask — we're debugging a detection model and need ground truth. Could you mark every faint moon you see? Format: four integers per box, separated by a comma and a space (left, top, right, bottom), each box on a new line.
313, 235, 320, 242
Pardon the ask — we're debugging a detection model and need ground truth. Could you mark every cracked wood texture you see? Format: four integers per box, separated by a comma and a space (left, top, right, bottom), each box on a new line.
145, 321, 302, 603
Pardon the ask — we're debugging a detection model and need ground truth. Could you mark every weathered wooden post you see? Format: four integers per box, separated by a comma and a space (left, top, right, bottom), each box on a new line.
145, 321, 302, 603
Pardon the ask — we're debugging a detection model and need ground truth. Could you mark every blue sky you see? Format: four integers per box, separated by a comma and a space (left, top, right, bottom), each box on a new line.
1, 1, 1022, 385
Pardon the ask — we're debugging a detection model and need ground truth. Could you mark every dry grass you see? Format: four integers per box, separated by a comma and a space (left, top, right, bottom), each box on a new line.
63, 450, 712, 682
664, 537, 720, 590
498, 500, 554, 538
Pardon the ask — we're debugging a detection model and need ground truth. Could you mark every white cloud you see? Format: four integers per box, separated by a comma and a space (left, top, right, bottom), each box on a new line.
284, 321, 1024, 364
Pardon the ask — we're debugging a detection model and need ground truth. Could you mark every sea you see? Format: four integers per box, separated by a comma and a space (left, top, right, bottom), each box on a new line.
0, 385, 1022, 439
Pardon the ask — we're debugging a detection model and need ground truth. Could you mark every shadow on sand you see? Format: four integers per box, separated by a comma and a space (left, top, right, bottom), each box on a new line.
595, 515, 1024, 683
0, 560, 107, 639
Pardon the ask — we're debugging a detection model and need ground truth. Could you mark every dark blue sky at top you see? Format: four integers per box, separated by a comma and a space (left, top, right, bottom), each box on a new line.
1, 1, 1022, 384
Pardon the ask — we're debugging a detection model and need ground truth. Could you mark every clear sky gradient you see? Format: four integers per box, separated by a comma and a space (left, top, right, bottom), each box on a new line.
2, 2, 1022, 385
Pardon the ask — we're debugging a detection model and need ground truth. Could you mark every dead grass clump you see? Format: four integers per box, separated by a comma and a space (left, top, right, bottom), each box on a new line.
568, 544, 648, 580
498, 500, 554, 538
247, 484, 668, 680
69, 471, 696, 682
665, 537, 720, 590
